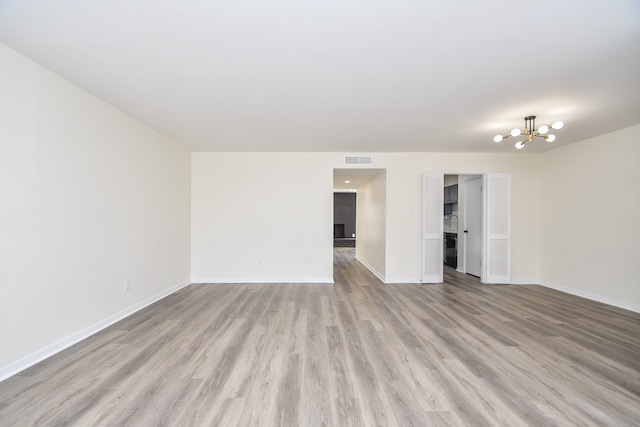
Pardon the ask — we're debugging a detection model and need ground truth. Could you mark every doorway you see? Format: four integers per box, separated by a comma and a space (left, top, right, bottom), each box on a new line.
333, 168, 387, 282
422, 172, 511, 284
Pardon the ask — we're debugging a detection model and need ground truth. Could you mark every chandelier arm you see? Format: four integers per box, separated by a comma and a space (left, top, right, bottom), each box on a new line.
492, 115, 563, 149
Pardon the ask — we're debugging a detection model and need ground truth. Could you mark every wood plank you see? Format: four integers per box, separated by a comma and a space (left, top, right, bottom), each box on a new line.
1, 248, 639, 426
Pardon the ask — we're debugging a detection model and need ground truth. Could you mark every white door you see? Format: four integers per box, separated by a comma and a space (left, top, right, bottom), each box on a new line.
486, 173, 511, 284
422, 173, 443, 283
465, 177, 483, 277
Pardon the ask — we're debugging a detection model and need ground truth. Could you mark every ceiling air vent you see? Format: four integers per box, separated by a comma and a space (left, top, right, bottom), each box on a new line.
344, 155, 373, 165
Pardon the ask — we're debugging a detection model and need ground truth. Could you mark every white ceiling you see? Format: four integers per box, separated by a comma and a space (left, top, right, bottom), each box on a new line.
333, 168, 385, 190
1, 1, 639, 153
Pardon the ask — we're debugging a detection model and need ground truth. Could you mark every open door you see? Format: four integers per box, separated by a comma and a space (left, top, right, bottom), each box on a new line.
422, 173, 444, 283
423, 171, 511, 284
464, 176, 483, 277
485, 173, 511, 283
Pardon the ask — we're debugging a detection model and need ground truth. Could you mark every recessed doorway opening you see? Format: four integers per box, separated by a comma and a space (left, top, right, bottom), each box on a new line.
333, 168, 387, 282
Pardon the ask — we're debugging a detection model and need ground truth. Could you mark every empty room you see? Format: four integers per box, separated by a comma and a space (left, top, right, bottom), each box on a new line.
1, 1, 639, 425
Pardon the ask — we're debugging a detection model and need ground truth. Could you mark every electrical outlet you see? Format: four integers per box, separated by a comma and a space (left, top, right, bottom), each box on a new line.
124, 280, 131, 291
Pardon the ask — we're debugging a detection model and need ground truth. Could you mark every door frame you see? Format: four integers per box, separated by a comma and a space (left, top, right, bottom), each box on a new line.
423, 171, 510, 284
333, 168, 387, 282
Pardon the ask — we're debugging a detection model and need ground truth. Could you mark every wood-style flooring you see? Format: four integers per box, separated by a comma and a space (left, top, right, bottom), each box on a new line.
1, 248, 639, 426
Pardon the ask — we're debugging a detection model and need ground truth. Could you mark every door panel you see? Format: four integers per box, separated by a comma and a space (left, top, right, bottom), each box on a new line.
465, 177, 483, 277
486, 173, 511, 283
422, 173, 443, 283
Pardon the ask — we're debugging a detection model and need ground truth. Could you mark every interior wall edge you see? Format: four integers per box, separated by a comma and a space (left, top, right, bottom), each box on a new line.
354, 255, 385, 283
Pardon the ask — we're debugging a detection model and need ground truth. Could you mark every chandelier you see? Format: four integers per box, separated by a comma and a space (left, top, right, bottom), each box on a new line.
493, 115, 564, 149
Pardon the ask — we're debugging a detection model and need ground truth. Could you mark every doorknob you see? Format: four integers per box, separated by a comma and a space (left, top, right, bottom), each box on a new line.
463, 230, 468, 233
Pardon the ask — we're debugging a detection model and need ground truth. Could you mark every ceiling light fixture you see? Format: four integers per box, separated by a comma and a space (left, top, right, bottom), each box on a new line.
493, 116, 564, 149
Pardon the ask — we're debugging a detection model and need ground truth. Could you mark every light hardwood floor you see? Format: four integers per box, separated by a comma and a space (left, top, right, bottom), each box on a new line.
1, 248, 639, 426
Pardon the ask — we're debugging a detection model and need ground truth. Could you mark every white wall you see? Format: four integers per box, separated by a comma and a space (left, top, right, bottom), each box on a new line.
444, 175, 458, 187
191, 152, 541, 285
540, 125, 640, 312
191, 152, 335, 283
374, 154, 541, 284
0, 44, 191, 378
355, 170, 386, 281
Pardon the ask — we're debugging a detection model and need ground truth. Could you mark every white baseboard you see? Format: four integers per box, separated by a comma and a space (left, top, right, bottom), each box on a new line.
191, 277, 334, 284
540, 280, 640, 314
0, 280, 191, 383
509, 279, 538, 285
384, 278, 421, 284
354, 256, 385, 283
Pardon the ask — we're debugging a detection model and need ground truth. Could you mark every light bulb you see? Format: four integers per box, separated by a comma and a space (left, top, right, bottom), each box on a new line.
515, 141, 525, 149
511, 128, 521, 137
538, 125, 549, 135
494, 135, 504, 143
546, 134, 556, 142
552, 121, 564, 129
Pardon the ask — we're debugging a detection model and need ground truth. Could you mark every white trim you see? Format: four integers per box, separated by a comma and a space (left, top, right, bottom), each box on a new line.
191, 277, 334, 284
355, 255, 385, 283
0, 280, 191, 383
384, 278, 421, 284
540, 281, 640, 314
509, 279, 538, 285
